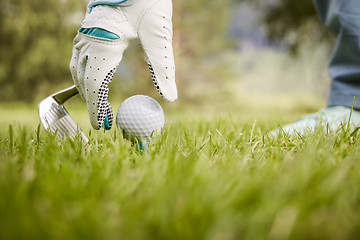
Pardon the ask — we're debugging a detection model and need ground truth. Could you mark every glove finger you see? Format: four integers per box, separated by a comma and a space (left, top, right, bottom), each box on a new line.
72, 33, 129, 130
139, 0, 177, 102
84, 59, 118, 130
96, 67, 116, 130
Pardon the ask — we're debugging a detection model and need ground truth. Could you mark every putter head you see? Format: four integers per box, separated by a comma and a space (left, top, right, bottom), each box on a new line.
38, 85, 89, 144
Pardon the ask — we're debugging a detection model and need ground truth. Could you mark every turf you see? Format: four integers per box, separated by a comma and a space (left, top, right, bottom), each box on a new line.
1, 108, 360, 240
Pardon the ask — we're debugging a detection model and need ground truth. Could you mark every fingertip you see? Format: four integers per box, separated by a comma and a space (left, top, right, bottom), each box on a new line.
164, 95, 177, 102
161, 86, 178, 102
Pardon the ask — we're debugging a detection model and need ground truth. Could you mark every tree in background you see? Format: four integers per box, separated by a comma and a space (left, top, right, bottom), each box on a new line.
4, 0, 327, 102
170, 0, 235, 102
0, 0, 85, 101
252, 0, 334, 54
0, 0, 235, 102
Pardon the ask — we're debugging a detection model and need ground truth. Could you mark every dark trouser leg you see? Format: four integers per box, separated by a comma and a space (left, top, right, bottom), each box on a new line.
313, 0, 360, 109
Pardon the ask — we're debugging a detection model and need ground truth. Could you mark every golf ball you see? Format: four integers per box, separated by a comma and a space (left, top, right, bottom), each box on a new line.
116, 95, 165, 141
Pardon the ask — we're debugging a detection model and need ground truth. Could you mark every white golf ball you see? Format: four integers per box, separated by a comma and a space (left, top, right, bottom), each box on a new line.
116, 95, 165, 141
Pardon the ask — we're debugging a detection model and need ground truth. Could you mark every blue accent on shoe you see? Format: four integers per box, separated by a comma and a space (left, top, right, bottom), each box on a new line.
79, 27, 119, 40
103, 114, 111, 130
90, 0, 129, 12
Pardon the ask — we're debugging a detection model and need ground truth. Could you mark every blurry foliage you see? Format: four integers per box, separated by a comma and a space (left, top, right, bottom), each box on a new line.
0, 0, 329, 102
173, 0, 233, 57
251, 0, 334, 54
0, 0, 235, 102
0, 0, 86, 101
173, 0, 235, 103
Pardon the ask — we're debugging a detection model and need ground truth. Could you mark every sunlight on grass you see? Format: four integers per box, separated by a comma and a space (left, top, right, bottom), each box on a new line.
2, 46, 357, 239
1, 108, 360, 239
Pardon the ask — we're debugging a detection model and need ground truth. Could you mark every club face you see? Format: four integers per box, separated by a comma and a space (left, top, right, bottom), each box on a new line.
38, 88, 89, 144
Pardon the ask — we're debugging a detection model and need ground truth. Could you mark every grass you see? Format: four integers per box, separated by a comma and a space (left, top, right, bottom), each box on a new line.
1, 103, 360, 240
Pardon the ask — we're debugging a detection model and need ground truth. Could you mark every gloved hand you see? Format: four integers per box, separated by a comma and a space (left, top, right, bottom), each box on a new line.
70, 0, 177, 130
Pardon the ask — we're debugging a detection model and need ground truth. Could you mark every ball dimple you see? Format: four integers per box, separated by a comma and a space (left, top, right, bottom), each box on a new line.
115, 95, 165, 141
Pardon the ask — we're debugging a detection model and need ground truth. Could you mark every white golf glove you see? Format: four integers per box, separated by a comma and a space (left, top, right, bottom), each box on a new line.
70, 0, 177, 130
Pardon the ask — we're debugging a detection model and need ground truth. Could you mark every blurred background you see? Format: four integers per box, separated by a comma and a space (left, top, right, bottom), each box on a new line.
0, 0, 335, 118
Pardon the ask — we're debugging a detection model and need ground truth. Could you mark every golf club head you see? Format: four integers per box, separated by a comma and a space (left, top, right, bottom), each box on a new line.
38, 85, 89, 144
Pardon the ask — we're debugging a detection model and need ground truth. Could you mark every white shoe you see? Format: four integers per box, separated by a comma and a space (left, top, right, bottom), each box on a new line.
269, 106, 360, 136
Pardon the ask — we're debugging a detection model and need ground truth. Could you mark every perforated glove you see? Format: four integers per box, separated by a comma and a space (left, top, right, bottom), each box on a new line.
70, 0, 177, 130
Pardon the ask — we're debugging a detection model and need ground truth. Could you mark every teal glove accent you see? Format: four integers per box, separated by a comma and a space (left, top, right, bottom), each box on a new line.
79, 27, 120, 40
90, 0, 130, 12
103, 114, 111, 130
